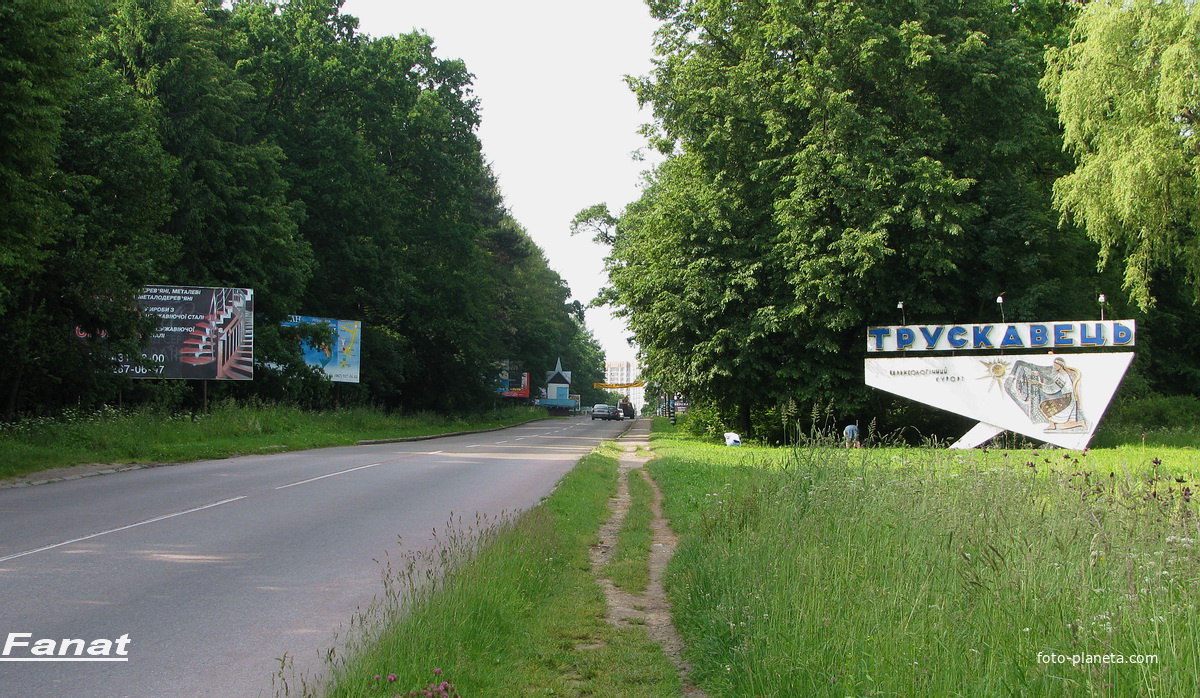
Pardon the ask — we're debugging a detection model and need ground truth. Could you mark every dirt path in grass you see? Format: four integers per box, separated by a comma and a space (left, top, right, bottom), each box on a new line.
589, 420, 707, 697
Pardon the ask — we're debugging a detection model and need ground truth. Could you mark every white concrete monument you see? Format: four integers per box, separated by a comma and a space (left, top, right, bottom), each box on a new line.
864, 320, 1135, 450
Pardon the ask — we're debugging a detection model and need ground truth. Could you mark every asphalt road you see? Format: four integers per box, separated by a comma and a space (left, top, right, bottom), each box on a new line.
0, 415, 631, 697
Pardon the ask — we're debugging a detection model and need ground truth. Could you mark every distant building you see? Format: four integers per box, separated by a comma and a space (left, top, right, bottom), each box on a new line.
604, 360, 645, 413
539, 357, 577, 416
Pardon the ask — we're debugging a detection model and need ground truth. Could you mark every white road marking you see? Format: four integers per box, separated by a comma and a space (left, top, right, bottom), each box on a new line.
0, 496, 248, 563
0, 662, 130, 666
275, 463, 382, 490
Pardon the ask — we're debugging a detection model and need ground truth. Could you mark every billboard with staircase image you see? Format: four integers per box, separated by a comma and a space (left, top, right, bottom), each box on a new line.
118, 286, 255, 380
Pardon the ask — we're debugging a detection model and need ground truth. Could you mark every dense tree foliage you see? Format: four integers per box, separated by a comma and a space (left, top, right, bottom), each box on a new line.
8, 0, 1198, 431
587, 0, 1118, 435
1043, 0, 1200, 310
0, 0, 596, 418
0, 0, 83, 314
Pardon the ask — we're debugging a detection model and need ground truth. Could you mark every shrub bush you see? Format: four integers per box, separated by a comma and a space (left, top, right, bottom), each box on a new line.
679, 402, 725, 439
1106, 394, 1200, 430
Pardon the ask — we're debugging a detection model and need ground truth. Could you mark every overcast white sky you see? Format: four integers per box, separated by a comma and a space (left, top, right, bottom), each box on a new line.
340, 0, 661, 364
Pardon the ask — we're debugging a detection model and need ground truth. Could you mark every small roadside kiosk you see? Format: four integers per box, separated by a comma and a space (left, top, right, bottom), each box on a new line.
864, 319, 1136, 450
536, 358, 578, 417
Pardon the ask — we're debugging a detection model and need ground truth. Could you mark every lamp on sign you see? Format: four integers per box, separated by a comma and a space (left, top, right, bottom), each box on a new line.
996, 293, 1005, 323
1098, 293, 1107, 321
897, 301, 905, 325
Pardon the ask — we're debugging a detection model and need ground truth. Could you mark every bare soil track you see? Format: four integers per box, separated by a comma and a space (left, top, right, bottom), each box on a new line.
590, 422, 707, 697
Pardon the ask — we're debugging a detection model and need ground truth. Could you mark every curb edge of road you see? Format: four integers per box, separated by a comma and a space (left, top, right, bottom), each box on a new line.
354, 416, 557, 444
1, 417, 571, 491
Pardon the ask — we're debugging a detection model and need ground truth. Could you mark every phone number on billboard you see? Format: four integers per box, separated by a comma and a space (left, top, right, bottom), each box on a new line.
115, 354, 167, 376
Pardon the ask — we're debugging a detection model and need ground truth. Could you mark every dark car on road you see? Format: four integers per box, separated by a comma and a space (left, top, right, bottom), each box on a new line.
591, 404, 621, 420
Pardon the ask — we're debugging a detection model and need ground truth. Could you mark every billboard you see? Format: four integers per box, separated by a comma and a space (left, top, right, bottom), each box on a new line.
117, 286, 254, 380
280, 316, 361, 383
498, 372, 530, 398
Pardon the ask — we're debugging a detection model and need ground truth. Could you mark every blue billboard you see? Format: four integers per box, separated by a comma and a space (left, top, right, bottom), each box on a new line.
281, 316, 361, 383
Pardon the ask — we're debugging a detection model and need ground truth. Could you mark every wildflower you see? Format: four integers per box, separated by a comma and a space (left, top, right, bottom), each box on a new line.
433, 668, 442, 676
387, 673, 397, 682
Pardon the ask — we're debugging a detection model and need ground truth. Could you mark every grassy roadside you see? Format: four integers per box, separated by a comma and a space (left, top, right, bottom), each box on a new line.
604, 468, 655, 594
0, 402, 547, 480
648, 419, 1200, 696
311, 443, 680, 697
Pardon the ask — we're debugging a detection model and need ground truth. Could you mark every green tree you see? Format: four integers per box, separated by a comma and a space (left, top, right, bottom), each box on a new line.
594, 0, 1093, 435
102, 0, 312, 319
0, 0, 84, 314
0, 0, 184, 418
484, 215, 579, 393
229, 0, 537, 411
0, 0, 639, 417
556, 320, 609, 408
1043, 0, 1200, 309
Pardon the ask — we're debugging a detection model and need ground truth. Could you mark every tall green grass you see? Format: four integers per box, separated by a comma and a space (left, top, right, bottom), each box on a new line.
311, 445, 680, 697
650, 422, 1200, 696
0, 402, 545, 479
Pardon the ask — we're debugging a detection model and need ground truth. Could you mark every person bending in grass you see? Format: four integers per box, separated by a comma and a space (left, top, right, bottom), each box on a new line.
843, 423, 860, 448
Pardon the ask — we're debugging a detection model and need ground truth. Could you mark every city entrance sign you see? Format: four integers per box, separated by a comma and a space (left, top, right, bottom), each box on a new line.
864, 320, 1135, 449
